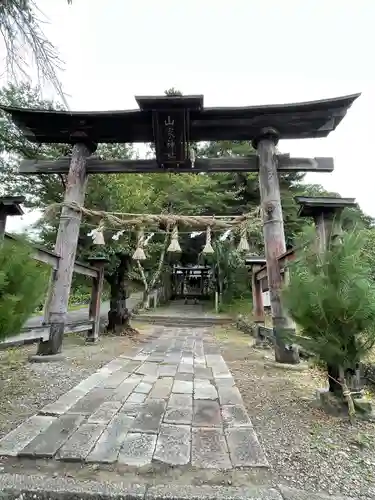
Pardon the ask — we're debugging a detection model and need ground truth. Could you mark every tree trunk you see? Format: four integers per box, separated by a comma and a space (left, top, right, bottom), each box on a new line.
328, 364, 363, 397
328, 364, 341, 394
140, 230, 170, 308
106, 254, 137, 335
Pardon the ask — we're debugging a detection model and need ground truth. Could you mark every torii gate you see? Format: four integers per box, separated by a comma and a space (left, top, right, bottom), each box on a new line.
1, 92, 360, 361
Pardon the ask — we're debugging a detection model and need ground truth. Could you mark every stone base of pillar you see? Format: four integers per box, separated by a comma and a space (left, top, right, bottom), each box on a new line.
85, 335, 99, 344
273, 326, 300, 364
28, 354, 65, 363
253, 322, 266, 346
275, 344, 300, 364
36, 322, 64, 357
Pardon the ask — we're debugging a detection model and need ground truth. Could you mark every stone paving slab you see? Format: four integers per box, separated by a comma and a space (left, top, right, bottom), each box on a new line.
193, 380, 218, 400
164, 406, 193, 425
193, 400, 222, 427
131, 399, 166, 434
0, 325, 269, 470
226, 426, 269, 467
0, 415, 56, 457
221, 404, 252, 427
100, 370, 131, 389
68, 388, 113, 415
153, 424, 191, 465
168, 393, 192, 408
118, 432, 157, 466
19, 414, 85, 458
86, 413, 135, 463
88, 401, 123, 424
172, 380, 193, 394
57, 423, 106, 461
149, 377, 174, 399
191, 427, 231, 469
38, 387, 88, 416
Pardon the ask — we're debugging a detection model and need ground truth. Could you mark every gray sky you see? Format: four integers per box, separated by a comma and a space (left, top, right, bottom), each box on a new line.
3, 0, 375, 231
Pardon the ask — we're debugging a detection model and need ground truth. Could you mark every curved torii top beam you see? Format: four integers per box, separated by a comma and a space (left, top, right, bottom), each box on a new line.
0, 93, 360, 145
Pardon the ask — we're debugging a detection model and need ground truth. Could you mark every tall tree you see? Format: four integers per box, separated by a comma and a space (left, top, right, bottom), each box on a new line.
0, 1, 72, 107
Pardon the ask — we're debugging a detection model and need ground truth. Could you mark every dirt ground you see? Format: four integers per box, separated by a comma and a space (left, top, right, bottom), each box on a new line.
215, 325, 375, 499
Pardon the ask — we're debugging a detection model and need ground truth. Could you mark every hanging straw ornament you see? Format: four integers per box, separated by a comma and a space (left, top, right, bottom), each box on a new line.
237, 225, 250, 252
220, 229, 232, 241
144, 232, 155, 246
167, 225, 182, 253
132, 227, 146, 261
190, 146, 196, 169
92, 221, 105, 245
112, 229, 125, 241
202, 226, 214, 254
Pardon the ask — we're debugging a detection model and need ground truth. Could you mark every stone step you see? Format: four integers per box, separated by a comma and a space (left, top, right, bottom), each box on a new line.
133, 315, 232, 327
0, 473, 355, 500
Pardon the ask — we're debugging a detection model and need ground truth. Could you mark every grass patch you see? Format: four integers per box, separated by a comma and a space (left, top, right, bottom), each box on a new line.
63, 332, 87, 346
32, 303, 89, 318
217, 296, 253, 318
213, 324, 250, 345
0, 347, 25, 374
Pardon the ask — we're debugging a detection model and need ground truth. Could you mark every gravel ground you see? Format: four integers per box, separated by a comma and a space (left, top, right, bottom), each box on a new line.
215, 326, 375, 500
0, 325, 152, 439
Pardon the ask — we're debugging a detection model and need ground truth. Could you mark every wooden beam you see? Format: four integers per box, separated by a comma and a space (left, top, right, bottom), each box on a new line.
19, 155, 334, 175
4, 233, 98, 278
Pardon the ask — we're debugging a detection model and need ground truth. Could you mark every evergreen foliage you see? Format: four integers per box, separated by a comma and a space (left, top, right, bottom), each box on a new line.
0, 238, 48, 341
282, 226, 375, 371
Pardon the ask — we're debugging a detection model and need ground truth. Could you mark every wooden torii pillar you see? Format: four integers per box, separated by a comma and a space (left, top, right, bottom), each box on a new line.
252, 129, 299, 363
37, 141, 96, 357
0, 196, 25, 239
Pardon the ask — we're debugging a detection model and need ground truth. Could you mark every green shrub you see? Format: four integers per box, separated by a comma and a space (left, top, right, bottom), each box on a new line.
0, 239, 48, 341
282, 227, 375, 375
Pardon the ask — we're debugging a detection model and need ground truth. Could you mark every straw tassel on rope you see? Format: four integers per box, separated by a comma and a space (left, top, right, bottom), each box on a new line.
167, 225, 181, 253
132, 228, 146, 261
237, 225, 250, 252
202, 226, 214, 254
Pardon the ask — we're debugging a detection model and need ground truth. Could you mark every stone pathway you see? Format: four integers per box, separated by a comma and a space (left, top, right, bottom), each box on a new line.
0, 326, 268, 469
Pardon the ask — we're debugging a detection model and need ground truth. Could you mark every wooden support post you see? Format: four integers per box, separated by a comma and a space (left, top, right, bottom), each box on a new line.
0, 196, 25, 240
86, 257, 108, 343
37, 143, 92, 357
314, 211, 344, 251
295, 196, 357, 253
245, 257, 266, 324
0, 209, 6, 240
252, 266, 265, 324
254, 128, 299, 364
214, 291, 219, 313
